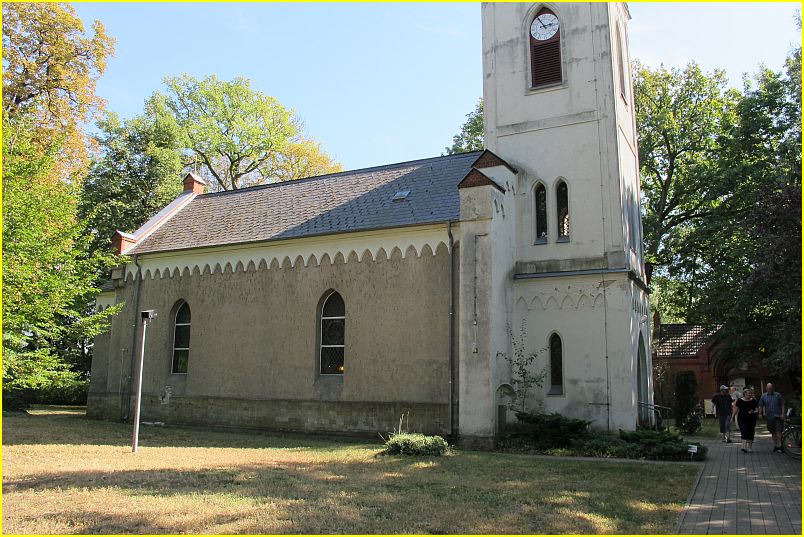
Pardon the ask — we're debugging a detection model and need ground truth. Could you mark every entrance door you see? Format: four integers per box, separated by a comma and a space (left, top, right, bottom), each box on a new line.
637, 333, 651, 426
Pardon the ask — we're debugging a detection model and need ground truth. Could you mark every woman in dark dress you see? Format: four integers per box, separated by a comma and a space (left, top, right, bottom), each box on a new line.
733, 388, 759, 452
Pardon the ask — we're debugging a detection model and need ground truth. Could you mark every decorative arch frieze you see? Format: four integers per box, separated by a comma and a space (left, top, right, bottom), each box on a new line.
519, 283, 606, 311
123, 225, 454, 281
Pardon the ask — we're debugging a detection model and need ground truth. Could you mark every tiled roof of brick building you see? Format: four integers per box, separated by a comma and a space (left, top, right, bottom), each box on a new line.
655, 324, 722, 358
127, 151, 486, 255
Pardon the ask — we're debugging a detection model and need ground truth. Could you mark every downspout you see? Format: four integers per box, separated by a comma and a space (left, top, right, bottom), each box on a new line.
122, 255, 142, 421
592, 6, 612, 432
447, 221, 456, 438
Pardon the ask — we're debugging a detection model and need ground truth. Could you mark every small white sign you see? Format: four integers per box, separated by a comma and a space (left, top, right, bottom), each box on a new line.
688, 444, 698, 453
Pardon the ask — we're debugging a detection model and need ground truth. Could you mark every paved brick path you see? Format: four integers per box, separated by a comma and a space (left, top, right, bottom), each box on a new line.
677, 427, 802, 534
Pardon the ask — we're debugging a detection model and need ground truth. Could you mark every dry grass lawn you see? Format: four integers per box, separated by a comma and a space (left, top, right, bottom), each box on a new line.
3, 406, 699, 534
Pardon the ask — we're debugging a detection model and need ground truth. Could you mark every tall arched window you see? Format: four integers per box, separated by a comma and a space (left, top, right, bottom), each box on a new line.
172, 302, 191, 374
320, 291, 345, 375
529, 8, 562, 88
628, 188, 639, 253
616, 26, 629, 101
549, 333, 563, 395
535, 183, 548, 243
556, 180, 570, 240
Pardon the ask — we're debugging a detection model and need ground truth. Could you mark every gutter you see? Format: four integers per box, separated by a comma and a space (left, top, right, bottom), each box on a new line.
447, 221, 456, 438
122, 255, 142, 421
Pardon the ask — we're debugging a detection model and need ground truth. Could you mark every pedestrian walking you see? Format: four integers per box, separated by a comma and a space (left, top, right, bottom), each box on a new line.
712, 385, 734, 442
733, 387, 759, 452
729, 386, 742, 432
759, 382, 786, 453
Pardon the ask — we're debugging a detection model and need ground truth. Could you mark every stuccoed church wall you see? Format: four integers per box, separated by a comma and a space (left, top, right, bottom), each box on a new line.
88, 242, 459, 436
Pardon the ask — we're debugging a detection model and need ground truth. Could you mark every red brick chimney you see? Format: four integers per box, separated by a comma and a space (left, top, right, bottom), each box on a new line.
111, 231, 137, 255
652, 310, 661, 341
183, 172, 206, 195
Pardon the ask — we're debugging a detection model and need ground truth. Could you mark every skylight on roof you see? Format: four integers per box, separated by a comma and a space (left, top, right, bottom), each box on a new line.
392, 190, 411, 202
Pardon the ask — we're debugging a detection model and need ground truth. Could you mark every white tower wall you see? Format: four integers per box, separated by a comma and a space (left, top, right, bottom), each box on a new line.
458, 2, 652, 441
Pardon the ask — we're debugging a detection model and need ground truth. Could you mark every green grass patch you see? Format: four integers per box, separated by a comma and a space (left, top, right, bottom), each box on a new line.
3, 405, 698, 534
668, 416, 722, 438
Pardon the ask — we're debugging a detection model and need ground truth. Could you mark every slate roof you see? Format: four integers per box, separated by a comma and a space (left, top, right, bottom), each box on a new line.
98, 280, 115, 292
128, 151, 484, 255
655, 324, 723, 358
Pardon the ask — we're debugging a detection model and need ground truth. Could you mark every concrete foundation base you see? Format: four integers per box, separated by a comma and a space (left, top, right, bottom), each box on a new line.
88, 392, 449, 436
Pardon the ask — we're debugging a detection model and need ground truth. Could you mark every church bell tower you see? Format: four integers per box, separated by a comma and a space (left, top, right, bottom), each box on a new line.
457, 2, 652, 443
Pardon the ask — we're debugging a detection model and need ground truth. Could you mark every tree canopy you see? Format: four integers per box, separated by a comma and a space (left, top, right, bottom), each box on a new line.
2, 3, 119, 406
163, 74, 341, 191
633, 61, 739, 267
79, 93, 184, 256
444, 99, 484, 155
635, 54, 801, 380
2, 116, 120, 404
2, 2, 115, 179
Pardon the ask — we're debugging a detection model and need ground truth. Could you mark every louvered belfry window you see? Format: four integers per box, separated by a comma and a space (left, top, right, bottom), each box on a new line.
530, 8, 562, 88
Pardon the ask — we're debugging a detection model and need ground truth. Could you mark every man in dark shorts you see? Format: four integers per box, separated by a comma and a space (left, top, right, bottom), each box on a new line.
759, 382, 785, 452
712, 385, 734, 443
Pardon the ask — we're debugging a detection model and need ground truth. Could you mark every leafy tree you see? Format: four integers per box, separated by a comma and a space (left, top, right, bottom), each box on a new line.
445, 99, 484, 155
633, 61, 739, 268
2, 117, 120, 406
691, 60, 801, 380
79, 93, 184, 256
2, 2, 114, 179
266, 137, 344, 183
637, 32, 801, 382
163, 74, 341, 190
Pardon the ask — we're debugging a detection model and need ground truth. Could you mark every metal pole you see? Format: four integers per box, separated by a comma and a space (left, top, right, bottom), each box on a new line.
131, 317, 149, 453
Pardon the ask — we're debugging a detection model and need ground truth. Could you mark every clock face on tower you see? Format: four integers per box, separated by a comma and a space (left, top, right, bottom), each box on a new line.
530, 13, 559, 41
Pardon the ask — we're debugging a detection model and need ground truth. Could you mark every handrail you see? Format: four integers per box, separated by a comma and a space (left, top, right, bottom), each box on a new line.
637, 401, 672, 430
638, 401, 671, 412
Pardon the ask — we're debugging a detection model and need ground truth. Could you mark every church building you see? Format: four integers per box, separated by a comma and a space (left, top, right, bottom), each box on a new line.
89, 2, 653, 444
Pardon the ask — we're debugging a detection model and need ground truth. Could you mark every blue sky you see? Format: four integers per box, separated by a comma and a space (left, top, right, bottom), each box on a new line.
71, 2, 801, 171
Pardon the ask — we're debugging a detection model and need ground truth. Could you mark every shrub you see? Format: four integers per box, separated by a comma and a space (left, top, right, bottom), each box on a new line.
674, 371, 702, 434
2, 388, 35, 411
513, 411, 592, 448
34, 378, 89, 405
497, 416, 708, 461
619, 428, 683, 445
676, 405, 704, 435
383, 433, 449, 456
620, 428, 707, 461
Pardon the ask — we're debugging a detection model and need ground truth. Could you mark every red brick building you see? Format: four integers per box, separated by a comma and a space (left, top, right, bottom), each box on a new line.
652, 313, 792, 414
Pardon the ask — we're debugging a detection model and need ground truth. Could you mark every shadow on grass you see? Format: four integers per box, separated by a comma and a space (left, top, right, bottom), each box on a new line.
3, 454, 684, 534
4, 408, 695, 533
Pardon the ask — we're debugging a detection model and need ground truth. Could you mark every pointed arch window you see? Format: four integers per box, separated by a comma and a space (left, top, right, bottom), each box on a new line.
535, 183, 548, 243
529, 8, 562, 88
320, 291, 345, 375
172, 302, 190, 374
557, 180, 570, 240
549, 333, 563, 395
616, 26, 629, 101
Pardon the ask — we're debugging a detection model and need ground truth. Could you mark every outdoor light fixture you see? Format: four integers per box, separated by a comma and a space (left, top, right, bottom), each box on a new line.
132, 309, 157, 453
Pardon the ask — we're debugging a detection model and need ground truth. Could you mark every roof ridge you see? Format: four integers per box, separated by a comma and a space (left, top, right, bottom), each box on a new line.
198, 151, 485, 198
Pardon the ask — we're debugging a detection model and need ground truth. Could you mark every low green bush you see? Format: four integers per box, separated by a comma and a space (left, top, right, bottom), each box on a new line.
512, 411, 592, 449
619, 428, 683, 445
383, 433, 449, 456
498, 412, 708, 461
34, 378, 89, 405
